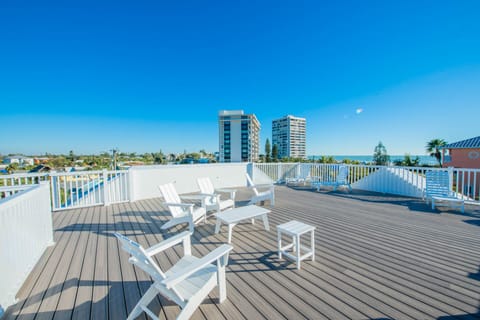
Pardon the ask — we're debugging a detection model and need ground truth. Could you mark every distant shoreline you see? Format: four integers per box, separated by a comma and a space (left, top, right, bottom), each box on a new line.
307, 155, 437, 166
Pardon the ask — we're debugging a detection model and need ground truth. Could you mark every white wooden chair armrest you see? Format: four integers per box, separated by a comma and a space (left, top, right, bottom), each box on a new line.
215, 188, 237, 192
215, 188, 236, 199
145, 231, 192, 257
197, 192, 219, 197
162, 202, 194, 209
248, 184, 274, 189
180, 194, 205, 200
162, 244, 233, 289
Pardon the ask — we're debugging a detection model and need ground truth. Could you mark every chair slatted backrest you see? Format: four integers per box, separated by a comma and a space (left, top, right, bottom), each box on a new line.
298, 164, 311, 180
426, 170, 452, 198
197, 177, 216, 206
337, 166, 349, 184
198, 177, 214, 194
245, 173, 259, 196
114, 232, 166, 282
158, 183, 184, 218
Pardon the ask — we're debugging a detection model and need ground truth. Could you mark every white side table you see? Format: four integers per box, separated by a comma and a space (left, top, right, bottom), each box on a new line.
277, 220, 316, 269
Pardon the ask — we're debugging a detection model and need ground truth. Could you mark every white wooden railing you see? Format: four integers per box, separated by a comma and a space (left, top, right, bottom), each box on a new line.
0, 170, 129, 211
254, 163, 480, 203
0, 183, 54, 314
50, 170, 129, 211
1, 164, 479, 212
0, 173, 49, 200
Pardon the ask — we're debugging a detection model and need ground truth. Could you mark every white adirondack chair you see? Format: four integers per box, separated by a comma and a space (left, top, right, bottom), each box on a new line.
197, 177, 235, 214
114, 231, 233, 320
285, 164, 312, 186
313, 165, 352, 192
158, 183, 207, 233
245, 173, 275, 206
425, 170, 464, 213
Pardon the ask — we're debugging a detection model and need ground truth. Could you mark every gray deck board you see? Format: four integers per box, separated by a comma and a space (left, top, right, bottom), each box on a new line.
5, 186, 480, 319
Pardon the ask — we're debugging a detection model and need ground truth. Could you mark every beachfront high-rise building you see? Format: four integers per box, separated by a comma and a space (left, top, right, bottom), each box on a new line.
218, 110, 260, 162
272, 115, 306, 159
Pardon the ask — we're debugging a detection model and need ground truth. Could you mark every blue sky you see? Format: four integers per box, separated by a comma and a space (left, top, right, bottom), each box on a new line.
1, 1, 480, 156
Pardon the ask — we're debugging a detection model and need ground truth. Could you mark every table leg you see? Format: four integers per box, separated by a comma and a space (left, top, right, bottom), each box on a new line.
296, 234, 301, 270
262, 214, 270, 231
311, 229, 315, 262
227, 224, 234, 244
278, 230, 282, 259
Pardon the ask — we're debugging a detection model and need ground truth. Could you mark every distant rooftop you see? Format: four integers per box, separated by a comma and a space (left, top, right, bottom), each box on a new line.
442, 136, 480, 149
219, 110, 244, 116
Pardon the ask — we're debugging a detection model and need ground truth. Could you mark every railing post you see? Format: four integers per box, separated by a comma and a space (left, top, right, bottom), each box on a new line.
128, 167, 135, 202
447, 167, 454, 191
103, 169, 110, 206
247, 163, 253, 182
278, 163, 283, 184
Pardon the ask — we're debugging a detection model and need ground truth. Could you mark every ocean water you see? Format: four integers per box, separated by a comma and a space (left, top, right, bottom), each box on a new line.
308, 155, 438, 166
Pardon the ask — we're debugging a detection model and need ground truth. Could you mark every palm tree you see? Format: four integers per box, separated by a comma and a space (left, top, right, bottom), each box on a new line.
426, 139, 447, 166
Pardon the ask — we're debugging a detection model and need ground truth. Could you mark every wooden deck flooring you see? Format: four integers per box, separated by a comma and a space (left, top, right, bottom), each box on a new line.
4, 186, 480, 320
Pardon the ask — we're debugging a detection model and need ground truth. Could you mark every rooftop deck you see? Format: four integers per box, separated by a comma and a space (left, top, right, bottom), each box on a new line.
4, 186, 480, 320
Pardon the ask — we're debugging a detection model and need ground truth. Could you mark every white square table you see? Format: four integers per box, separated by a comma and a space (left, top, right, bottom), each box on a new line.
215, 205, 270, 243
277, 220, 316, 269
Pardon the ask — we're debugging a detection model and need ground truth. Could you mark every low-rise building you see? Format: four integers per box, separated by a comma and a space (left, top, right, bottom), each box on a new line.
3, 156, 34, 166
441, 136, 480, 169
441, 136, 480, 198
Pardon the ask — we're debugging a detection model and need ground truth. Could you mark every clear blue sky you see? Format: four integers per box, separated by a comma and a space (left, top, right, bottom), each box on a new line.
1, 1, 480, 156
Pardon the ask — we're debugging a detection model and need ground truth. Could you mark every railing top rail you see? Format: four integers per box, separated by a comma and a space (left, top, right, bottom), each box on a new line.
0, 172, 49, 179
0, 185, 35, 192
253, 162, 480, 172
0, 184, 41, 206
49, 170, 128, 177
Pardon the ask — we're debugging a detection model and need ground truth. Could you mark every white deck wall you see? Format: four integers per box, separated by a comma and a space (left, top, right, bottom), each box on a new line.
0, 183, 54, 314
129, 163, 249, 201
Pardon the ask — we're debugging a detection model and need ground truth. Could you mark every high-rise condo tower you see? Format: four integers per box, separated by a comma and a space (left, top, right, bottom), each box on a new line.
218, 110, 260, 162
272, 115, 306, 159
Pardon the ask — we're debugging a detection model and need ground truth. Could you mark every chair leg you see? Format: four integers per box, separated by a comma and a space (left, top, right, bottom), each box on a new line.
127, 285, 159, 320
215, 219, 222, 234
177, 282, 215, 320
218, 265, 227, 302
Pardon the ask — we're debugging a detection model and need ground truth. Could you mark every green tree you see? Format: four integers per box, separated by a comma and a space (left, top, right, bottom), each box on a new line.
319, 155, 335, 163
68, 150, 75, 164
265, 139, 271, 162
426, 138, 447, 166
152, 150, 165, 164
394, 154, 420, 167
6, 163, 19, 174
373, 141, 390, 165
143, 152, 154, 164
272, 144, 278, 162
